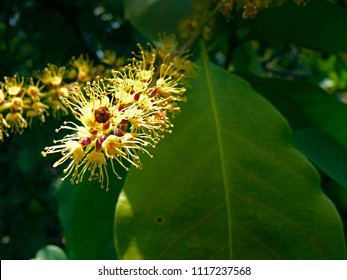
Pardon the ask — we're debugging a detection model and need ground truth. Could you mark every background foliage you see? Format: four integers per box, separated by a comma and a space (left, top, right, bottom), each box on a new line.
1, 0, 347, 259
0, 0, 135, 259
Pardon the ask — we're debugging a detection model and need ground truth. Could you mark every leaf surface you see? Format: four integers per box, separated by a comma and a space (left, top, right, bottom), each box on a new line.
115, 58, 345, 259
57, 165, 128, 260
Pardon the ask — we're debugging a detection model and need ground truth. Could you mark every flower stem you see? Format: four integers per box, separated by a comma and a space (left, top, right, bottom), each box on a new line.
177, 2, 224, 54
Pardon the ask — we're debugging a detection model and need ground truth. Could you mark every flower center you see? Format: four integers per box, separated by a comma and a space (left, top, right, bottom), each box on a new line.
94, 106, 111, 123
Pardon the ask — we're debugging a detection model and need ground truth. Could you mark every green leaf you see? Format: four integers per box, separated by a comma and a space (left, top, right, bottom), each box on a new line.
294, 129, 347, 244
33, 245, 67, 260
69, 182, 119, 260
242, 76, 347, 148
56, 178, 76, 257
293, 129, 347, 191
324, 180, 347, 219
114, 57, 346, 259
249, 0, 347, 52
124, 0, 193, 40
231, 42, 264, 76
57, 163, 128, 260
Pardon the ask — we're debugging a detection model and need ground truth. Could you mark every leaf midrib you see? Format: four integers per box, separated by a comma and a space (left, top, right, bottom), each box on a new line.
200, 41, 233, 259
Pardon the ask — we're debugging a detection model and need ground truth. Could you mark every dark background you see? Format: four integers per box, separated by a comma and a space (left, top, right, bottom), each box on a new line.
0, 0, 137, 259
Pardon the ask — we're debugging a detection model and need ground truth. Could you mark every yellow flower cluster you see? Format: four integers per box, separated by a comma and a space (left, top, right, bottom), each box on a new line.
216, 0, 309, 19
179, 0, 308, 38
0, 55, 117, 141
242, 0, 271, 19
179, 0, 215, 40
42, 37, 194, 190
0, 74, 49, 141
34, 64, 71, 118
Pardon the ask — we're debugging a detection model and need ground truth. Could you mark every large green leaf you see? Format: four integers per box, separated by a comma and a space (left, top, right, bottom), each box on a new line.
124, 0, 193, 40
248, 0, 347, 52
114, 57, 345, 259
242, 76, 347, 148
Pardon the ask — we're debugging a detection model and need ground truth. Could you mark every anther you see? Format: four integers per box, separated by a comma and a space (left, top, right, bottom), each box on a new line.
80, 137, 92, 146
114, 128, 124, 137
134, 93, 141, 101
118, 104, 125, 112
103, 122, 110, 130
99, 134, 107, 143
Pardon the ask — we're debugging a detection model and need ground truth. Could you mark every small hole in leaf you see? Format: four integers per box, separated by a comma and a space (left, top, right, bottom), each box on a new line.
156, 217, 163, 224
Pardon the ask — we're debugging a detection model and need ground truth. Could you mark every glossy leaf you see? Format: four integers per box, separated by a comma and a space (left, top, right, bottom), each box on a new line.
249, 0, 347, 52
293, 129, 347, 190
124, 0, 193, 40
114, 59, 346, 259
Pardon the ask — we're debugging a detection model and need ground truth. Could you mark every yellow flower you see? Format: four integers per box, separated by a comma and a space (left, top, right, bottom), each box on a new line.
36, 64, 65, 87
43, 77, 162, 189
26, 101, 49, 127
26, 78, 45, 101
42, 139, 85, 183
80, 150, 109, 188
4, 74, 24, 96
101, 50, 117, 66
67, 82, 115, 130
0, 113, 10, 141
10, 97, 25, 112
100, 50, 126, 69
5, 112, 27, 134
43, 85, 70, 119
0, 83, 6, 103
42, 38, 193, 189
48, 99, 69, 118
242, 0, 260, 19
69, 55, 94, 82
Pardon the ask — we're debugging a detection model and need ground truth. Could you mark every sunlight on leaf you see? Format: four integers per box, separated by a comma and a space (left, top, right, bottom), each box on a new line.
114, 58, 346, 260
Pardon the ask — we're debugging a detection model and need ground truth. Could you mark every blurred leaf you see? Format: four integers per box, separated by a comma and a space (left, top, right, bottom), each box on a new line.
114, 59, 346, 259
64, 181, 118, 259
124, 0, 193, 40
56, 178, 76, 257
33, 245, 67, 260
231, 42, 263, 76
249, 0, 347, 52
58, 161, 129, 260
293, 129, 347, 191
323, 180, 347, 219
242, 76, 347, 148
